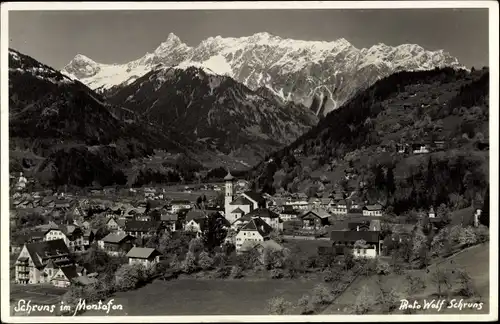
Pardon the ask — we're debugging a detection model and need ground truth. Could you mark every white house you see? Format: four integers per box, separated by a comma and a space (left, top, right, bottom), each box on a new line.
51, 266, 79, 288
235, 217, 274, 252
44, 225, 85, 252
235, 208, 282, 231
14, 239, 73, 285
331, 200, 349, 215
412, 143, 430, 154
126, 247, 161, 268
171, 200, 192, 213
362, 204, 383, 217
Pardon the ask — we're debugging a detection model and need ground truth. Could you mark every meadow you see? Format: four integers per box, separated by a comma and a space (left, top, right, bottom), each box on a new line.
82, 278, 322, 316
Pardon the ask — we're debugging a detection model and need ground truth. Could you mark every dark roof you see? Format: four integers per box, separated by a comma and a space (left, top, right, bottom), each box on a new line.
224, 171, 235, 181
364, 204, 383, 211
243, 191, 266, 204
161, 214, 178, 222
301, 209, 330, 219
126, 247, 161, 259
330, 231, 380, 243
125, 220, 161, 232
101, 232, 136, 243
59, 266, 79, 281
229, 196, 253, 206
24, 239, 71, 268
185, 210, 207, 221
171, 200, 191, 205
245, 208, 280, 219
231, 207, 245, 214
240, 217, 273, 237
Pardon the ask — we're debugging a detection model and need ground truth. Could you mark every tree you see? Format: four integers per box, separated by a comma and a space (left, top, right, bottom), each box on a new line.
198, 251, 214, 271
353, 286, 375, 314
429, 266, 453, 297
386, 167, 396, 196
182, 251, 197, 274
480, 188, 489, 227
375, 277, 400, 313
201, 213, 228, 251
405, 273, 426, 296
311, 283, 334, 305
297, 294, 314, 314
267, 297, 292, 315
188, 237, 204, 254
456, 268, 477, 297
458, 226, 477, 247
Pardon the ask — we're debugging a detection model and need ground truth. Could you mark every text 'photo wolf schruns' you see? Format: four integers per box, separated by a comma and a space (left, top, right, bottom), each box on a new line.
7, 6, 492, 318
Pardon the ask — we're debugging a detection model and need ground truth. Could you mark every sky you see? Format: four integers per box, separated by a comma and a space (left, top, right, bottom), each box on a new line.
8, 8, 489, 70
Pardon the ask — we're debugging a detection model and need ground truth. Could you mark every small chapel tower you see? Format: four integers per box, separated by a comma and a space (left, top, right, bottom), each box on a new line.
224, 170, 235, 216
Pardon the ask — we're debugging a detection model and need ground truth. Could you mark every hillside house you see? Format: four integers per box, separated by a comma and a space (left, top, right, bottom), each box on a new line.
11, 231, 45, 254
433, 141, 446, 151
126, 247, 161, 268
284, 199, 309, 210
330, 231, 382, 258
239, 239, 283, 263
362, 204, 383, 217
428, 207, 436, 218
240, 208, 282, 231
44, 225, 85, 252
98, 233, 136, 256
279, 205, 302, 221
331, 200, 348, 215
160, 214, 178, 231
125, 220, 165, 238
51, 266, 79, 288
301, 209, 331, 230
82, 229, 95, 248
15, 239, 73, 285
171, 200, 192, 213
106, 217, 126, 233
412, 143, 430, 154
235, 217, 274, 252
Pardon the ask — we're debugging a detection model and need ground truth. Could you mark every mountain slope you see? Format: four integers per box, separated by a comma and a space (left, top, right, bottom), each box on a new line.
250, 67, 489, 215
8, 49, 197, 187
108, 65, 318, 167
62, 32, 465, 116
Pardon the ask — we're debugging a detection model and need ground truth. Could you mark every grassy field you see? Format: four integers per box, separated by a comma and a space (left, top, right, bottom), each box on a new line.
10, 284, 67, 316
324, 242, 490, 315
82, 278, 321, 316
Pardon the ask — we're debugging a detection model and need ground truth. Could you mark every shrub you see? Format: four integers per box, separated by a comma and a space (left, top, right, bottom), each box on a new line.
323, 268, 341, 282
405, 273, 426, 295
198, 251, 214, 271
458, 226, 478, 247
474, 225, 489, 243
353, 286, 375, 314
375, 259, 391, 275
215, 266, 231, 278
311, 284, 334, 305
270, 268, 284, 279
230, 265, 243, 279
267, 297, 292, 315
182, 251, 198, 274
456, 269, 477, 297
297, 294, 314, 314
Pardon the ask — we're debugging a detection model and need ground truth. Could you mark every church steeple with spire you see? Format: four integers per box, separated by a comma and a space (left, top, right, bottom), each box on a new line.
224, 169, 235, 215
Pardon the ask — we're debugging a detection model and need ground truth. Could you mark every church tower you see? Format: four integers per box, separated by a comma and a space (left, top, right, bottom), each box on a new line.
224, 170, 235, 218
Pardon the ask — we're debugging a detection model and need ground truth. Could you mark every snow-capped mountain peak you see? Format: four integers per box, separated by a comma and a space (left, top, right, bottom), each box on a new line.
62, 32, 465, 116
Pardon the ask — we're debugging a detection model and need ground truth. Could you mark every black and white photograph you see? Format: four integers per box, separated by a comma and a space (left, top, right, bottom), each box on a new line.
1, 1, 498, 322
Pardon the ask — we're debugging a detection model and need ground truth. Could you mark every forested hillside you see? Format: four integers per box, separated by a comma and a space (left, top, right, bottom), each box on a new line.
251, 67, 489, 215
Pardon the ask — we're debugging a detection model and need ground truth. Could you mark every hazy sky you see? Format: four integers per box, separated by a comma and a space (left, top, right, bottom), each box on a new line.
8, 9, 489, 69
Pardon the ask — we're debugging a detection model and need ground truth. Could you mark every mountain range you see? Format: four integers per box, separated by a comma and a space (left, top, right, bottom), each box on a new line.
62, 32, 465, 116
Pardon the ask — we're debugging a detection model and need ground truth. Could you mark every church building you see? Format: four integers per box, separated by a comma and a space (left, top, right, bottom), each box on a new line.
224, 170, 268, 224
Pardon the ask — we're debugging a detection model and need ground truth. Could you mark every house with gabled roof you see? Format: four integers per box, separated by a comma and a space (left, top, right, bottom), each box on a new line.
14, 239, 73, 285
125, 220, 165, 238
98, 232, 136, 256
51, 265, 79, 288
235, 217, 274, 252
362, 204, 383, 217
171, 200, 192, 213
301, 209, 331, 230
330, 231, 382, 258
126, 247, 161, 268
279, 205, 302, 221
44, 224, 85, 252
242, 191, 267, 210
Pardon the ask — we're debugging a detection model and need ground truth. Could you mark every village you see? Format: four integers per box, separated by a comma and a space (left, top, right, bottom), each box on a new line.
9, 158, 487, 315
